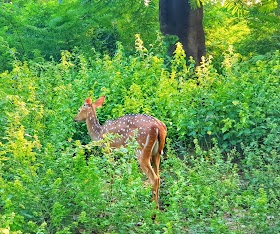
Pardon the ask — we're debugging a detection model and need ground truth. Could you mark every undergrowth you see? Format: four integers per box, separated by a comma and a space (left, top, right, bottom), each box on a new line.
0, 40, 279, 233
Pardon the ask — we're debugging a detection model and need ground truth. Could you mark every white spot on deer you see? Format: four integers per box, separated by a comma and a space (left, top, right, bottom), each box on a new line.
144, 134, 150, 148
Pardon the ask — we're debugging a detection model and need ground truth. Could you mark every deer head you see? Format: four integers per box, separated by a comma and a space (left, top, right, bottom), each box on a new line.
74, 96, 105, 122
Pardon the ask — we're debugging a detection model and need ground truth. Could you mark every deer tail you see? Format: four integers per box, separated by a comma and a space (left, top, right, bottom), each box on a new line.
158, 122, 167, 155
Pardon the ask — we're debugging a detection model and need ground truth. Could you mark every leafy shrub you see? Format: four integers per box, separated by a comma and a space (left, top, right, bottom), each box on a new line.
0, 37, 279, 232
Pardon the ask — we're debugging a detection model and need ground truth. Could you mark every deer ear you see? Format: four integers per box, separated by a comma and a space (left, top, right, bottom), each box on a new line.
94, 96, 105, 108
85, 97, 92, 106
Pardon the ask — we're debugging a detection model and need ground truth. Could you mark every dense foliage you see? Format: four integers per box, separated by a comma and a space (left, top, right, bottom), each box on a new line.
0, 0, 279, 233
0, 0, 159, 71
1, 40, 279, 233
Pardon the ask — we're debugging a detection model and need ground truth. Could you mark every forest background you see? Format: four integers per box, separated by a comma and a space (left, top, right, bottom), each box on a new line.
0, 0, 279, 233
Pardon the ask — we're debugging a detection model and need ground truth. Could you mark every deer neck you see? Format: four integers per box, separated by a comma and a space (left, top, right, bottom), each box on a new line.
86, 109, 102, 141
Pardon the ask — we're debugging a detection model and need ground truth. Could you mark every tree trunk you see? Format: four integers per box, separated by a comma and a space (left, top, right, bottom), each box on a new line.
159, 0, 206, 65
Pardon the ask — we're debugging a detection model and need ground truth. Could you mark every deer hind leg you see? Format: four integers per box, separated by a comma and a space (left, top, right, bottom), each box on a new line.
152, 140, 160, 177
138, 146, 160, 208
152, 151, 161, 205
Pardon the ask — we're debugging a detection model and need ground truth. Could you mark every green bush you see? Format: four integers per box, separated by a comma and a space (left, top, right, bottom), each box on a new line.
0, 38, 279, 232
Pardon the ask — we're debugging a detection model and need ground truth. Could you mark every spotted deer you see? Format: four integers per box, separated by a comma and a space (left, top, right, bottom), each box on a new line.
74, 96, 167, 207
